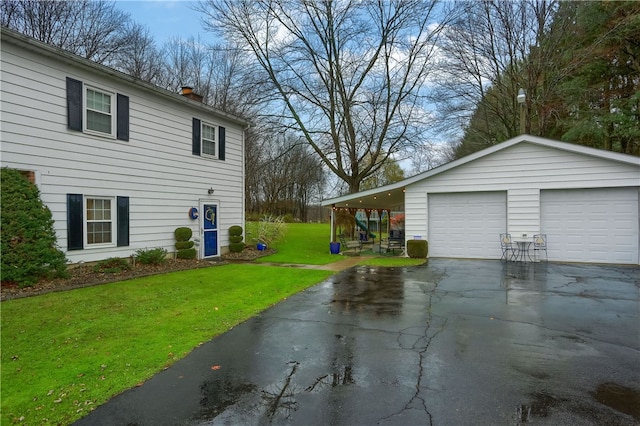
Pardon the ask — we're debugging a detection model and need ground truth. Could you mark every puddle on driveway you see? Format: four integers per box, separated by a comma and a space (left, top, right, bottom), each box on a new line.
330, 267, 405, 316
592, 382, 640, 421
196, 380, 257, 420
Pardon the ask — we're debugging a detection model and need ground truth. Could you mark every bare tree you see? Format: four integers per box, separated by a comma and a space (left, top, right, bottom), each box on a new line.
432, 0, 575, 151
247, 133, 324, 220
196, 0, 452, 193
158, 37, 264, 117
111, 23, 164, 84
1, 0, 136, 64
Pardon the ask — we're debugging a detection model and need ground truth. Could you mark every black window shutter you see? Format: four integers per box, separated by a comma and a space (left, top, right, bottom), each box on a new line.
117, 196, 130, 247
66, 77, 83, 131
192, 118, 201, 155
67, 194, 83, 250
218, 126, 226, 160
117, 94, 129, 141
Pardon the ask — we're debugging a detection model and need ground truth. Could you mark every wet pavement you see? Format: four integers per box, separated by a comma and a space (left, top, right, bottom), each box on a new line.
75, 259, 640, 426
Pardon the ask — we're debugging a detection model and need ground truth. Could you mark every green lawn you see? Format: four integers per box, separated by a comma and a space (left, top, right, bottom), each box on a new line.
1, 265, 332, 425
1, 222, 423, 425
251, 222, 338, 264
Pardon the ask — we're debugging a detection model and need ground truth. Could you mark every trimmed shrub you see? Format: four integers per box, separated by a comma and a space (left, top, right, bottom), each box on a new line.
175, 227, 196, 259
407, 240, 428, 259
229, 242, 245, 253
229, 225, 243, 237
135, 247, 168, 265
228, 225, 245, 252
1, 168, 68, 287
93, 257, 131, 274
175, 227, 193, 242
229, 235, 243, 244
175, 241, 195, 250
176, 248, 197, 259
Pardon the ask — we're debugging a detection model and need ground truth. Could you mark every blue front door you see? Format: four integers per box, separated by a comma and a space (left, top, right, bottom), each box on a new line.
202, 204, 218, 257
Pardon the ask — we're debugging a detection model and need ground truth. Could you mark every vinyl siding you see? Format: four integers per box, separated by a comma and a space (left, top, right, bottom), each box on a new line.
405, 142, 640, 244
1, 35, 245, 263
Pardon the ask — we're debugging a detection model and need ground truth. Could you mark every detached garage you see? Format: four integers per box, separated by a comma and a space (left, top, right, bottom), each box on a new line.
323, 135, 640, 265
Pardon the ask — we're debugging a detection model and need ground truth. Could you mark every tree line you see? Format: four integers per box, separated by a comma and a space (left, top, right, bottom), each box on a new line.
3, 0, 638, 220
434, 0, 639, 158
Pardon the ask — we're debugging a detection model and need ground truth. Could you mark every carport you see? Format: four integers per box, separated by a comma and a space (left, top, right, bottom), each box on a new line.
325, 182, 407, 243
322, 135, 640, 265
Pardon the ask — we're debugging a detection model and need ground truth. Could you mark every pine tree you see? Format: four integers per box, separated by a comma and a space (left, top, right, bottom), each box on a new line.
1, 168, 68, 287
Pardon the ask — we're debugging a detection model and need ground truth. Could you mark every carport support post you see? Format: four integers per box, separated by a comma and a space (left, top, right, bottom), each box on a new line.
330, 205, 336, 242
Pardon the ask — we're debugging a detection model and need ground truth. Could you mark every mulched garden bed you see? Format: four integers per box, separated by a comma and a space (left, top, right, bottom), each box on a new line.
1, 247, 276, 301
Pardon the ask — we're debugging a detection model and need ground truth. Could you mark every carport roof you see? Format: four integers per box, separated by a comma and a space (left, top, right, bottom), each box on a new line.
320, 134, 640, 209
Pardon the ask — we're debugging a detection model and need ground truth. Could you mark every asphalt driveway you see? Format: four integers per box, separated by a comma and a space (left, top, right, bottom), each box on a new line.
75, 259, 639, 425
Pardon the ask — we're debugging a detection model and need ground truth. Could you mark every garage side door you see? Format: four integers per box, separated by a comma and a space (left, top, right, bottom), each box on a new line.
541, 188, 639, 264
428, 192, 506, 259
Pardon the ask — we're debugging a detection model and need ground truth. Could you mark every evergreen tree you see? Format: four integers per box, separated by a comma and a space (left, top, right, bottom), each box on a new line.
1, 168, 68, 287
555, 1, 640, 155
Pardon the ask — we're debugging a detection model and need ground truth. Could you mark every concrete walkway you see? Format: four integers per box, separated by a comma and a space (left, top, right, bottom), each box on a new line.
256, 254, 371, 271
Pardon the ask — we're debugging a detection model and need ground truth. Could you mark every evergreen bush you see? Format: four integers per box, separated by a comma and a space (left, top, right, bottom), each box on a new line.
174, 227, 196, 258
228, 225, 245, 252
1, 168, 68, 287
229, 225, 243, 236
407, 240, 428, 259
176, 248, 197, 259
134, 247, 168, 265
229, 242, 245, 253
229, 235, 243, 244
93, 257, 131, 274
174, 227, 193, 242
174, 241, 195, 250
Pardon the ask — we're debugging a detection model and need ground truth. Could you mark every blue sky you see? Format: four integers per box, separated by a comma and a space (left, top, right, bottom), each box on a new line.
115, 1, 215, 46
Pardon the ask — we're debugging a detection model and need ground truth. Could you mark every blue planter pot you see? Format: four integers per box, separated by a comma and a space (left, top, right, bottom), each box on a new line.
330, 242, 340, 254
257, 243, 267, 251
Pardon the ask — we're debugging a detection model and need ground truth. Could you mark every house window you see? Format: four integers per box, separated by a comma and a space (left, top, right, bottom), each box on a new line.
192, 118, 225, 160
67, 77, 129, 141
67, 194, 129, 250
85, 87, 114, 136
86, 197, 114, 245
201, 122, 217, 157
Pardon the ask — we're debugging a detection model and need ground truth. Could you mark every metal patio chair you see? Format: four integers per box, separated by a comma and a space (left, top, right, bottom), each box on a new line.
500, 233, 517, 261
533, 234, 548, 261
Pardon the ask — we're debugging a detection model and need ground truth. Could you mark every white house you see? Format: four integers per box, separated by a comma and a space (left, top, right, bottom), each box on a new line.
1, 28, 249, 263
322, 136, 640, 265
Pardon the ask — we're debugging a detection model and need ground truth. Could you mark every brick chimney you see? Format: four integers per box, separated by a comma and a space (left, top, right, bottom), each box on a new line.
181, 86, 203, 103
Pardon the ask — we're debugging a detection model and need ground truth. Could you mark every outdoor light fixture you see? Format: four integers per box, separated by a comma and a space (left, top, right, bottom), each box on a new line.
208, 187, 215, 195
517, 88, 526, 134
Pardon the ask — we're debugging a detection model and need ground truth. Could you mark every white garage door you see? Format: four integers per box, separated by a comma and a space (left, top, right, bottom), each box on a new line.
541, 188, 639, 264
428, 192, 506, 259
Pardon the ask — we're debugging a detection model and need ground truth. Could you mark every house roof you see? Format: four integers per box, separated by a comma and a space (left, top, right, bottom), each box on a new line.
321, 135, 640, 210
0, 27, 250, 127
